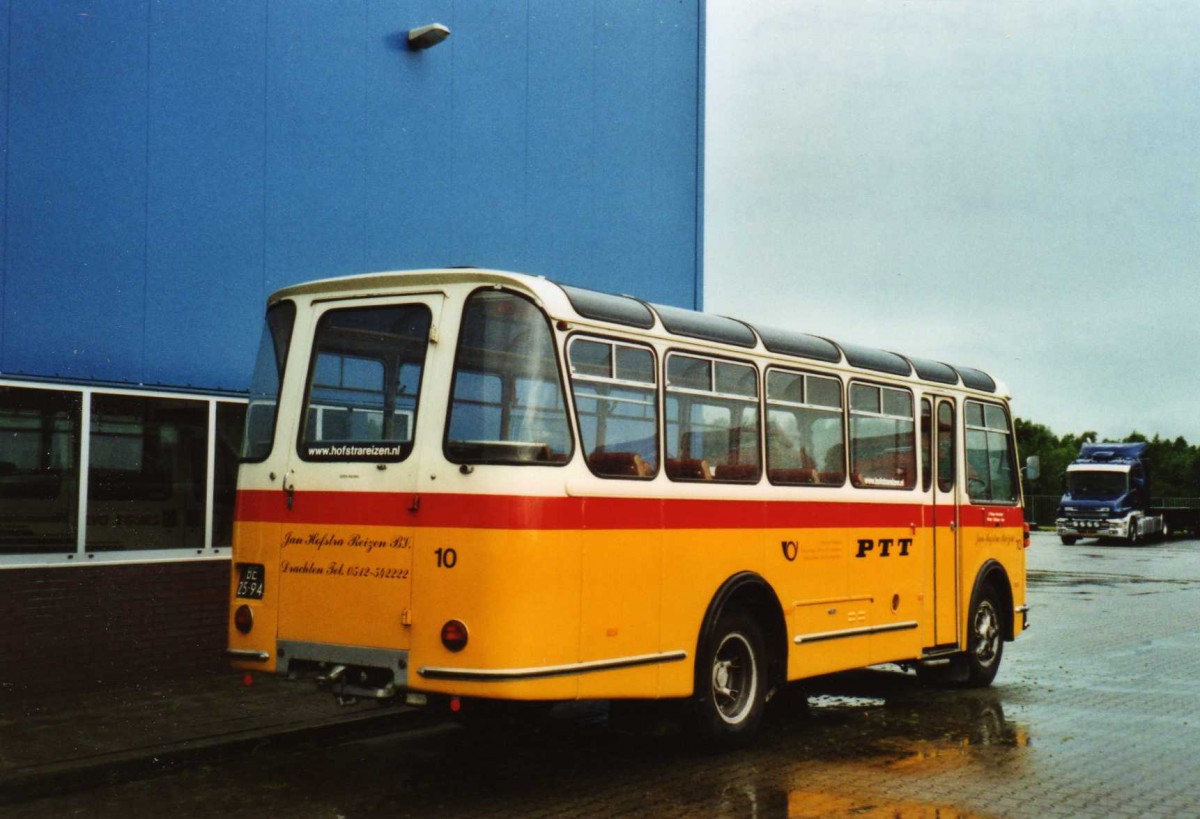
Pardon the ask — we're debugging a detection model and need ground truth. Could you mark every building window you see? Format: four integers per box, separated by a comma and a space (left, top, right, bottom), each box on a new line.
86, 394, 209, 552
0, 386, 81, 554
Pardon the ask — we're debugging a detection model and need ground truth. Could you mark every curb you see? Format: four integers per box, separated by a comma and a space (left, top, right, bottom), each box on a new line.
0, 706, 435, 806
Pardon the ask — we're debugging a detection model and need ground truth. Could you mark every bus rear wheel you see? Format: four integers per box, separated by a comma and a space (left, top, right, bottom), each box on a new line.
693, 610, 766, 744
964, 588, 1004, 688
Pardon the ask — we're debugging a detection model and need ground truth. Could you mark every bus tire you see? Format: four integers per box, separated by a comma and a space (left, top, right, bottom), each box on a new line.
1060, 535, 1078, 545
692, 610, 766, 744
964, 586, 1004, 688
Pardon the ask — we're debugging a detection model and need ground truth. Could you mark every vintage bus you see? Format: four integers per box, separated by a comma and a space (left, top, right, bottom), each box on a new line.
227, 269, 1032, 742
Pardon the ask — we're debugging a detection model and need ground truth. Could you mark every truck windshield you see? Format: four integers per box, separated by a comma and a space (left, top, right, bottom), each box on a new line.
1067, 470, 1127, 501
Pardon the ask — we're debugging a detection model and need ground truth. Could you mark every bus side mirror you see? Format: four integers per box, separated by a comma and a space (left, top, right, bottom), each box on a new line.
1023, 455, 1040, 482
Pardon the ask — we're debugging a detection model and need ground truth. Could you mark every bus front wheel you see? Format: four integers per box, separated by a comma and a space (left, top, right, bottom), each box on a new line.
964, 587, 1004, 688
693, 610, 766, 744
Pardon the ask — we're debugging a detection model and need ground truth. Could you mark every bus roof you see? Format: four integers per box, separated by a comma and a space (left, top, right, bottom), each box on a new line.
269, 268, 1007, 397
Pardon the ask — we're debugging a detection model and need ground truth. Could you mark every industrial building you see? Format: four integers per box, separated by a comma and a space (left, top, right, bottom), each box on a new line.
0, 1, 703, 694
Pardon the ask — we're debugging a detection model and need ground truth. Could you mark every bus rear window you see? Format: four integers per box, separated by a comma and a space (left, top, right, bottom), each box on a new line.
241, 301, 296, 462
299, 304, 432, 461
445, 290, 572, 465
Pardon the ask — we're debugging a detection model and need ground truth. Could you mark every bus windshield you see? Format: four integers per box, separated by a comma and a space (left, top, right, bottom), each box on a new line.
1067, 470, 1127, 501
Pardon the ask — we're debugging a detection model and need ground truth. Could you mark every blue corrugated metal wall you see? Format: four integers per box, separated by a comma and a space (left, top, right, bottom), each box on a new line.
0, 0, 702, 393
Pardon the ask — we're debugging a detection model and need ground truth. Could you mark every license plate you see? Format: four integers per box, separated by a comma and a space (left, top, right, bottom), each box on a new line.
236, 563, 265, 600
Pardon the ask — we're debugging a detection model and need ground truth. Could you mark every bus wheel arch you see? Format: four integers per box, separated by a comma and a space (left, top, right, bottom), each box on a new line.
964, 562, 1013, 687
691, 572, 787, 743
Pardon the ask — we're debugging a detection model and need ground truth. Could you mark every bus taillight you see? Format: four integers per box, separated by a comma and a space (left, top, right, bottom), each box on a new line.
234, 604, 254, 634
441, 619, 469, 652
1023, 522, 1031, 549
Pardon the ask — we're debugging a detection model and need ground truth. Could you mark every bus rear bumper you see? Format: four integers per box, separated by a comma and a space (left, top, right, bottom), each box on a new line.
276, 640, 409, 700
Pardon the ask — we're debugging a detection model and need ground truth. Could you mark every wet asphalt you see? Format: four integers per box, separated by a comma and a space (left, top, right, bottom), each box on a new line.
9, 530, 1200, 818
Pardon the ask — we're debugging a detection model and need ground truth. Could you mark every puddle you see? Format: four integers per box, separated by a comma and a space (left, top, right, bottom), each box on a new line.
787, 788, 990, 818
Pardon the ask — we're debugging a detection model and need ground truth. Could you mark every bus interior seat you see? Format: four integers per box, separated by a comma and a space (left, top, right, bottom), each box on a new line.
588, 451, 652, 477
714, 463, 761, 482
666, 458, 711, 480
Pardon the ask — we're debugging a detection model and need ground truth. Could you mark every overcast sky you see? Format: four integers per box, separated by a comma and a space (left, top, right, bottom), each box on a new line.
704, 1, 1200, 442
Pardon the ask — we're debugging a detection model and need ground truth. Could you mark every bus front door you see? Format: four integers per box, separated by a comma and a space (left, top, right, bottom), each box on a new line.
931, 397, 960, 647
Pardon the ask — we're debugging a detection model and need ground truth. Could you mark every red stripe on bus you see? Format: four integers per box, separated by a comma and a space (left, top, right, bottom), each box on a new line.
236, 489, 1021, 531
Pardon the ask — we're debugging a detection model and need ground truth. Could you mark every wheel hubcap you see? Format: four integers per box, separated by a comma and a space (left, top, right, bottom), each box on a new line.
711, 632, 757, 724
973, 601, 1000, 667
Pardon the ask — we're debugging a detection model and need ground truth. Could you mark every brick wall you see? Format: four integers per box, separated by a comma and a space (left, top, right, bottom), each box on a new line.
0, 561, 231, 696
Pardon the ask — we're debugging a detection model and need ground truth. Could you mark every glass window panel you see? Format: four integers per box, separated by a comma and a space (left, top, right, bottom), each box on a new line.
615, 346, 655, 385
767, 371, 803, 404
446, 291, 572, 464
850, 413, 916, 489
883, 388, 912, 419
87, 394, 207, 552
921, 399, 932, 493
806, 375, 842, 409
213, 402, 245, 549
569, 339, 612, 378
987, 430, 1017, 502
667, 355, 711, 391
767, 405, 844, 486
301, 304, 431, 461
666, 354, 761, 483
966, 401, 986, 428
241, 301, 295, 461
570, 338, 658, 478
963, 401, 1017, 503
984, 403, 1007, 432
715, 361, 757, 397
937, 401, 956, 494
0, 387, 81, 553
850, 383, 880, 414
965, 429, 991, 501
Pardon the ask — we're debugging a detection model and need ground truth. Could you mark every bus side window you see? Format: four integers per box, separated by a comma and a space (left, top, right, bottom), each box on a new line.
765, 369, 845, 486
665, 353, 760, 483
445, 290, 573, 465
568, 337, 659, 479
848, 383, 916, 490
964, 400, 1017, 503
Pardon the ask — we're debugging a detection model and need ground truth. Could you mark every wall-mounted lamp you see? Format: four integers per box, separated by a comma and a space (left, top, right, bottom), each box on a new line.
408, 23, 451, 50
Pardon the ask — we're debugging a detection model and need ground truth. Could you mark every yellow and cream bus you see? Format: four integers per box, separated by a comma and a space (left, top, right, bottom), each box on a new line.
228, 269, 1033, 742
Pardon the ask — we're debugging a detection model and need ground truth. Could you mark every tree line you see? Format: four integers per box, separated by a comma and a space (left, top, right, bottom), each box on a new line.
1015, 419, 1200, 500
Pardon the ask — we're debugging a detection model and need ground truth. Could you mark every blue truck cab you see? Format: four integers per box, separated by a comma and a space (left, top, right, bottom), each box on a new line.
1056, 442, 1157, 545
